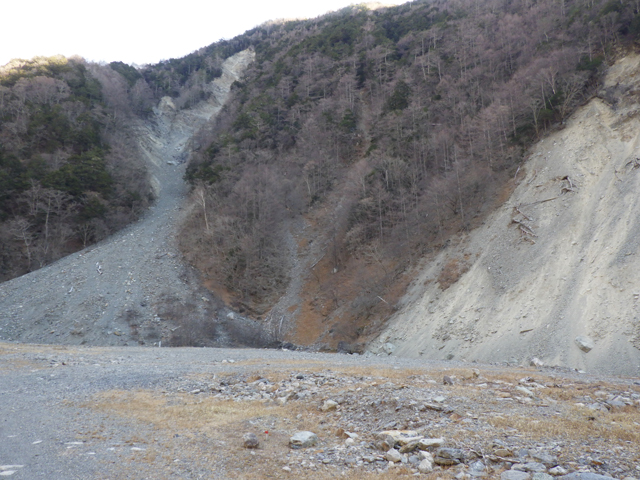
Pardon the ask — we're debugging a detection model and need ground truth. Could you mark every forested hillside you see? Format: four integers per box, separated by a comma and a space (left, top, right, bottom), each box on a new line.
0, 56, 154, 280
1, 0, 638, 351
175, 0, 639, 348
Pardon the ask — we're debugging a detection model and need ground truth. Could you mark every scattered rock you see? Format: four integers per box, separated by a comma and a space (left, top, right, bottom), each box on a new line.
434, 447, 465, 465
532, 474, 554, 480
418, 458, 434, 473
385, 449, 403, 463
502, 471, 531, 480
549, 467, 568, 476
530, 357, 545, 367
382, 342, 396, 355
320, 399, 338, 412
558, 474, 616, 480
417, 438, 445, 449
290, 431, 318, 449
574, 336, 595, 353
243, 432, 259, 449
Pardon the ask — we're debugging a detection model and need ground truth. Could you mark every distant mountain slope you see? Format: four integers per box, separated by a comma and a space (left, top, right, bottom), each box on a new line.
372, 54, 640, 375
0, 51, 257, 348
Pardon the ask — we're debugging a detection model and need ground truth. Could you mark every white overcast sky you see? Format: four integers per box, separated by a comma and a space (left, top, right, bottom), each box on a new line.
1, 1, 408, 67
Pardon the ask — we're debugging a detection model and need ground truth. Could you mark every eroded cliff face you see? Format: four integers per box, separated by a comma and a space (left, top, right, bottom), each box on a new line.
372, 54, 640, 376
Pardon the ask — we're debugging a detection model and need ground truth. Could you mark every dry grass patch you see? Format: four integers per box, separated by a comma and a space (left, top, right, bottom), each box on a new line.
91, 390, 293, 431
487, 405, 640, 445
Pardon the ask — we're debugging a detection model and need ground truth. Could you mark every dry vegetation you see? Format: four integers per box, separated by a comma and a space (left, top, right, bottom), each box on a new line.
83, 362, 640, 478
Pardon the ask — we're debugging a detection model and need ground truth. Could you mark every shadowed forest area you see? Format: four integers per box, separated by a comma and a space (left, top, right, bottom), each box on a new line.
0, 56, 155, 280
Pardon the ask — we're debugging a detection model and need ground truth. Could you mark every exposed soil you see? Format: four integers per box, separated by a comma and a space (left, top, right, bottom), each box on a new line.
372, 54, 640, 377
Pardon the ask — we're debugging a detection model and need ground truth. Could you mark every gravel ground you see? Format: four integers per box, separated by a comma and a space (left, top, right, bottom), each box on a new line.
1, 343, 639, 479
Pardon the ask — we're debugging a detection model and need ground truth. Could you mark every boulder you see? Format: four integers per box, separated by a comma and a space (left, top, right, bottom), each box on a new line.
385, 449, 402, 463
289, 431, 318, 449
320, 399, 338, 412
501, 471, 531, 480
574, 336, 595, 353
242, 432, 259, 449
434, 447, 465, 465
417, 438, 445, 449
418, 458, 434, 473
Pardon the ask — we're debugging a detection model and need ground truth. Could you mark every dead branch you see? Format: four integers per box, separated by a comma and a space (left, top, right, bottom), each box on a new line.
519, 196, 561, 208
310, 251, 326, 269
561, 176, 577, 194
614, 168, 623, 182
562, 175, 574, 190
513, 205, 532, 221
512, 218, 537, 237
624, 158, 640, 170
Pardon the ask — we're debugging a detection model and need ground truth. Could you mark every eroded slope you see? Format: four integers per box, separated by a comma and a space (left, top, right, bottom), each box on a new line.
0, 50, 255, 346
372, 54, 640, 376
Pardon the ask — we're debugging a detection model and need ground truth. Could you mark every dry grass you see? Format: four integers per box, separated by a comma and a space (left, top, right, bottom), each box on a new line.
487, 405, 640, 445
91, 390, 296, 431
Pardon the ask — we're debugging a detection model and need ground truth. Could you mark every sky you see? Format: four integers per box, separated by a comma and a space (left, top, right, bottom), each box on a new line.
1, 0, 409, 67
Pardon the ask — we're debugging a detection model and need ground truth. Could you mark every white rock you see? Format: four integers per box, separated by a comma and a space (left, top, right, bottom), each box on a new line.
417, 438, 444, 449
548, 466, 568, 476
385, 449, 402, 463
575, 336, 594, 353
516, 386, 535, 397
418, 458, 434, 473
290, 431, 318, 449
530, 357, 544, 367
320, 400, 338, 412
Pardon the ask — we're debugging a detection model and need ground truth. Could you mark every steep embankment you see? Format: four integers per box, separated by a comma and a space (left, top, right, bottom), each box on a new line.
372, 54, 640, 376
0, 50, 255, 346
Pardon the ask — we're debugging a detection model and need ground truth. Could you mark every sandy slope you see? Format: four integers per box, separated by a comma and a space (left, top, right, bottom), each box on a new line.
372, 54, 640, 376
0, 49, 255, 347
